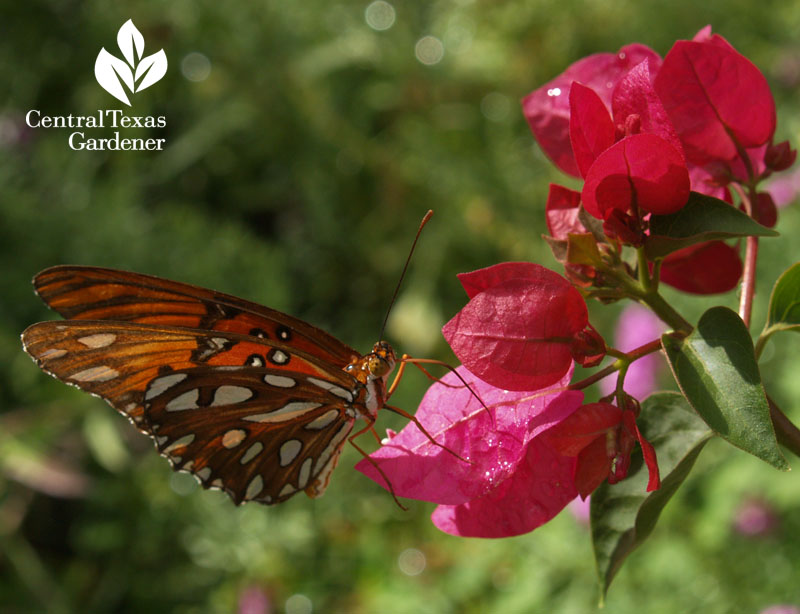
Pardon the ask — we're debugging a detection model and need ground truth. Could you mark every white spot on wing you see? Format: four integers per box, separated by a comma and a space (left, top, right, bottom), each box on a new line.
313, 421, 353, 474
166, 389, 200, 411
270, 349, 289, 364
163, 434, 195, 454
196, 467, 212, 481
279, 484, 296, 498
297, 457, 313, 489
77, 333, 117, 348
307, 377, 354, 401
41, 348, 67, 359
70, 366, 120, 382
279, 439, 302, 467
245, 474, 264, 499
305, 409, 340, 430
210, 385, 253, 406
264, 374, 296, 388
243, 402, 322, 423
145, 373, 188, 400
240, 442, 264, 465
221, 429, 247, 449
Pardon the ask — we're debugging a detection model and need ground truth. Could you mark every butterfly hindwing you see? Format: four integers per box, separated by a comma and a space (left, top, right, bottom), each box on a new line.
143, 367, 357, 504
21, 320, 359, 429
32, 265, 358, 367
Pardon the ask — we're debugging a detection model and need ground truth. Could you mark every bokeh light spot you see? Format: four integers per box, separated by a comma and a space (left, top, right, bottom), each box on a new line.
365, 1, 396, 31
285, 594, 312, 614
415, 36, 444, 65
181, 52, 211, 82
398, 548, 426, 576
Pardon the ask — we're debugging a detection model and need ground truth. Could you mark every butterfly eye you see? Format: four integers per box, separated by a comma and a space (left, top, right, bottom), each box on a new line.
368, 355, 392, 378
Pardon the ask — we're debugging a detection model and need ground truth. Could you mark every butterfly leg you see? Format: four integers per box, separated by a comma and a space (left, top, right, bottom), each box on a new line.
382, 404, 471, 464
390, 356, 493, 425
348, 420, 408, 511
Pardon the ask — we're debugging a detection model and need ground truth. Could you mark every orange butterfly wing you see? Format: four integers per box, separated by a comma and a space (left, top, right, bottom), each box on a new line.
33, 265, 358, 367
21, 320, 362, 504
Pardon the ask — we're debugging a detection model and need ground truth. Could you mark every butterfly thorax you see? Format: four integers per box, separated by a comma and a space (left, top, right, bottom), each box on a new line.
344, 340, 396, 419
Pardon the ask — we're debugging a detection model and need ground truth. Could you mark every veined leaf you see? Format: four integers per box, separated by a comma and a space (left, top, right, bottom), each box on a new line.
662, 307, 788, 470
591, 392, 712, 598
759, 263, 800, 347
645, 192, 778, 259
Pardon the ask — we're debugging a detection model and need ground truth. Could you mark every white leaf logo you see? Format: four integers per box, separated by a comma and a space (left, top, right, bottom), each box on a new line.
94, 19, 167, 106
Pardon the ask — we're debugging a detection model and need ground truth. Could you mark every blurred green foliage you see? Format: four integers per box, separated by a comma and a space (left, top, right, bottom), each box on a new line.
2, 1, 800, 612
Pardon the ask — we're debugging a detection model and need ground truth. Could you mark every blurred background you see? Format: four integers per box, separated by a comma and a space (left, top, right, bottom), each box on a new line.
2, 1, 800, 612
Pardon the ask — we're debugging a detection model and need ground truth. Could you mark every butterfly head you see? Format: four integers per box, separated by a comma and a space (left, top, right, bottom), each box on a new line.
366, 340, 396, 380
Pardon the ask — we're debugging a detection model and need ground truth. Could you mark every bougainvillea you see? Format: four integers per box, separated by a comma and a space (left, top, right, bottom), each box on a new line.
360, 25, 799, 597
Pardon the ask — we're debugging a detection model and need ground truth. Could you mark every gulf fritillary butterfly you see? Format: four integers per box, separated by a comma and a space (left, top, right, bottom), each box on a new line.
21, 263, 422, 506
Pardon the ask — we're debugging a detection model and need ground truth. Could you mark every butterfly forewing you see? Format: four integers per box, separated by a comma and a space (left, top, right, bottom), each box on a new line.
144, 366, 357, 504
33, 266, 358, 367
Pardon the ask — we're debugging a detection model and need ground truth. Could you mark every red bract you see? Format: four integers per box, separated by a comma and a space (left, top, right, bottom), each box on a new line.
355, 366, 582, 513
545, 183, 585, 239
443, 263, 602, 391
523, 44, 661, 177
659, 241, 743, 294
544, 402, 660, 498
654, 34, 776, 168
569, 83, 615, 178
581, 133, 690, 219
611, 59, 685, 160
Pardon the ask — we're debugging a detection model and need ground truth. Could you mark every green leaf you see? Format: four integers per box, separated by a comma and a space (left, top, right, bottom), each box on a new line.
662, 306, 788, 470
591, 392, 712, 598
645, 192, 778, 259
761, 262, 800, 339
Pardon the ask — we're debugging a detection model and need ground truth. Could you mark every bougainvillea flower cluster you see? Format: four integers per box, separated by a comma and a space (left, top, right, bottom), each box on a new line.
524, 26, 793, 294
360, 27, 795, 549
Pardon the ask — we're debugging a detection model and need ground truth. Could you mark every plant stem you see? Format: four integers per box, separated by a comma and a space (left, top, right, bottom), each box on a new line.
636, 246, 652, 292
740, 235, 759, 328
638, 290, 693, 334
603, 264, 692, 334
768, 396, 800, 459
730, 174, 761, 329
569, 339, 664, 391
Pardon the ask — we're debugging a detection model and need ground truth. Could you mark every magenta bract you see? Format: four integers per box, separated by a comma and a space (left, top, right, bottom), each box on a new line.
611, 59, 684, 159
443, 263, 590, 391
523, 44, 661, 177
581, 133, 690, 219
660, 241, 743, 294
654, 39, 776, 166
569, 82, 615, 178
545, 184, 584, 239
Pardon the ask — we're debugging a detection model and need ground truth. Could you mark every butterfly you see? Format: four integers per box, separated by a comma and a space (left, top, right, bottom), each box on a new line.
21, 265, 410, 506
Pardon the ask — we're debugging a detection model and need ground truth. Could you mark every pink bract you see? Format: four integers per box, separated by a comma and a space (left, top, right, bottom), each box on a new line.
430, 435, 579, 538
355, 366, 582, 506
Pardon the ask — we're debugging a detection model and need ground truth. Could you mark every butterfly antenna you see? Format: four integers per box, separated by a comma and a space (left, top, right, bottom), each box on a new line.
378, 210, 433, 341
